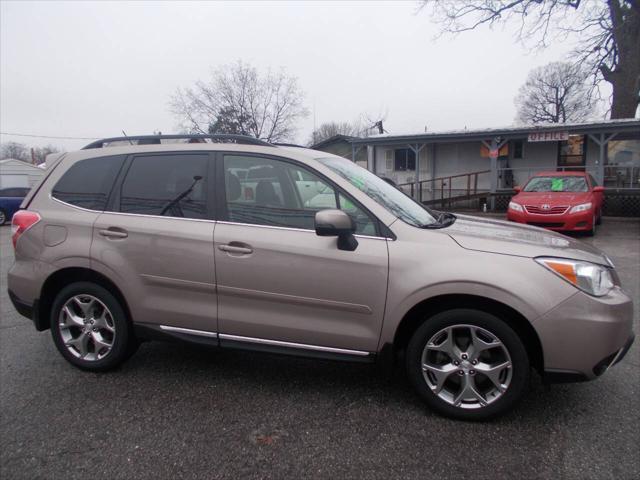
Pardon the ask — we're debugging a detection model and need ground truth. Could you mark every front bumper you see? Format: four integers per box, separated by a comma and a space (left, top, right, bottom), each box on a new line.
534, 287, 634, 382
507, 208, 594, 231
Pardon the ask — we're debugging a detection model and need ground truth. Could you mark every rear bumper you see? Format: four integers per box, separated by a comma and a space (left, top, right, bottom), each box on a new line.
507, 208, 594, 231
8, 289, 33, 318
8, 289, 45, 331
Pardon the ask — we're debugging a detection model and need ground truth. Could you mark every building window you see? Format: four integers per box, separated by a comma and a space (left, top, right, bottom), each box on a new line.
394, 149, 416, 171
512, 140, 524, 159
558, 135, 586, 169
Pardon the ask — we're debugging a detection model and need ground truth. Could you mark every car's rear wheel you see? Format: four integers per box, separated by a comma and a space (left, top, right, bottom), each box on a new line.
50, 282, 136, 371
406, 309, 529, 420
0, 209, 7, 225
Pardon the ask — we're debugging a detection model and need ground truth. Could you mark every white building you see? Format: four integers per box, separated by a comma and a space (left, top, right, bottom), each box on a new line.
344, 120, 640, 215
0, 158, 45, 189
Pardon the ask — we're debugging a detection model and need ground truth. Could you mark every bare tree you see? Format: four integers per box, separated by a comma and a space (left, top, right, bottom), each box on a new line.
308, 121, 359, 146
32, 145, 62, 165
420, 0, 640, 119
170, 61, 309, 143
515, 62, 593, 124
0, 142, 29, 161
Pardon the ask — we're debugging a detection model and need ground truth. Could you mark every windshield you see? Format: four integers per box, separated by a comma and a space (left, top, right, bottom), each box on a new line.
524, 176, 588, 193
317, 156, 437, 227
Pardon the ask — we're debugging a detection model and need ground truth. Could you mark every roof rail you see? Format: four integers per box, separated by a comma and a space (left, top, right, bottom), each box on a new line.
271, 142, 308, 148
82, 134, 273, 149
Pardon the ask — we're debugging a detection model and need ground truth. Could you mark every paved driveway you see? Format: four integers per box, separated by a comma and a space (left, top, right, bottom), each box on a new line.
1, 219, 638, 480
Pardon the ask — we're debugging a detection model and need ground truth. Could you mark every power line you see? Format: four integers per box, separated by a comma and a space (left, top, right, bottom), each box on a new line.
0, 131, 99, 140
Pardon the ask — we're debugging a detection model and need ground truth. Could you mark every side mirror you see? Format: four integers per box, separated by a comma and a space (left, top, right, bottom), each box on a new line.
315, 209, 358, 251
513, 185, 521, 193
593, 186, 605, 192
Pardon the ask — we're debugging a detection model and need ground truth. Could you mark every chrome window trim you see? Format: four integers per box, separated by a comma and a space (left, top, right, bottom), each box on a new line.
216, 220, 391, 240
50, 195, 218, 224
218, 333, 371, 357
159, 325, 218, 338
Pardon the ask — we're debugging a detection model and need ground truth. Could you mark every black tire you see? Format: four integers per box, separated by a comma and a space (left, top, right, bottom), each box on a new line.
50, 282, 136, 371
596, 211, 602, 225
587, 213, 597, 236
406, 309, 530, 421
0, 209, 7, 225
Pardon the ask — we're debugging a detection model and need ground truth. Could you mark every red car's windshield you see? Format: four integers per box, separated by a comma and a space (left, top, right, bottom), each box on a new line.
523, 176, 588, 193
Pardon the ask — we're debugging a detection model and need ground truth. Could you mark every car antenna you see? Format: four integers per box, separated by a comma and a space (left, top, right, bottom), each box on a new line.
121, 130, 134, 145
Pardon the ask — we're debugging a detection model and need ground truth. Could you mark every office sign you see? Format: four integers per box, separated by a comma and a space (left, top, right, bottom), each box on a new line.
528, 131, 569, 142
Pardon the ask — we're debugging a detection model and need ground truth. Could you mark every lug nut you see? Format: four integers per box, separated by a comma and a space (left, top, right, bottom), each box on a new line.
453, 360, 460, 366
458, 370, 464, 375
471, 360, 478, 365
461, 354, 468, 360
469, 370, 476, 375
93, 328, 98, 332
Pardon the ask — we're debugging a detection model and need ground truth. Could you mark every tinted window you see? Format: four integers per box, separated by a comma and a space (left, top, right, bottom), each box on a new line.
120, 154, 208, 219
52, 156, 124, 210
224, 155, 377, 235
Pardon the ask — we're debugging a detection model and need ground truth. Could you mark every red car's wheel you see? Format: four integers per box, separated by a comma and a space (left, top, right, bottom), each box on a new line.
587, 213, 597, 236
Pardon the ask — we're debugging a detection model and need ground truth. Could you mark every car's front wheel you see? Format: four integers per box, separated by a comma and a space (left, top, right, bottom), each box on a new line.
50, 282, 136, 371
406, 309, 530, 420
587, 213, 597, 236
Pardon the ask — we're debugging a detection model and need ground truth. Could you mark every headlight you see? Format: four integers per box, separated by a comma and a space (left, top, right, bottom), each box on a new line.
569, 202, 592, 213
508, 201, 523, 212
536, 257, 616, 297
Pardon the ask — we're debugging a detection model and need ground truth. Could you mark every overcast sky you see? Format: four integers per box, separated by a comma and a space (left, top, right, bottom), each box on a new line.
1, 0, 580, 151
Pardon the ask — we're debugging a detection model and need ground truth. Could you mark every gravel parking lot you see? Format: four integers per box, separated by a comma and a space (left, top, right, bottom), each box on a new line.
1, 218, 638, 480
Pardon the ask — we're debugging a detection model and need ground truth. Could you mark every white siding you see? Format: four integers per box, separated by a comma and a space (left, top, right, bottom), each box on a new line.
508, 141, 557, 186
0, 159, 44, 188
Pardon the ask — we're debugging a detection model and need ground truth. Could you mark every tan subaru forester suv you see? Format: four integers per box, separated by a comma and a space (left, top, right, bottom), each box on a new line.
8, 134, 634, 420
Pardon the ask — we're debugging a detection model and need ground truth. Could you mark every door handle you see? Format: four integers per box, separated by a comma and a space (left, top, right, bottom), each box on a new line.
218, 243, 253, 255
99, 228, 128, 239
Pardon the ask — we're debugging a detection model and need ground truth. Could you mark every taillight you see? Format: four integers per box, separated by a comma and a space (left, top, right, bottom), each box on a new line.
11, 210, 41, 249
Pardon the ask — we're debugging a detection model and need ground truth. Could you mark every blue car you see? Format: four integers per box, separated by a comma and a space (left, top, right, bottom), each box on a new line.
0, 187, 30, 225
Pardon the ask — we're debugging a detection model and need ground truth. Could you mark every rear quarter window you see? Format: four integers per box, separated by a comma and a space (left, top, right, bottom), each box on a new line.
51, 155, 125, 210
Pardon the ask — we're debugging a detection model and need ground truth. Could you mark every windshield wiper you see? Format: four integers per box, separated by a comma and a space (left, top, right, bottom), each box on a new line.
420, 212, 456, 229
160, 175, 202, 216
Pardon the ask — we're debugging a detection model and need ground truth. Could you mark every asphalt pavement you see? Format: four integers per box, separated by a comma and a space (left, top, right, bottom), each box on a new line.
1, 218, 639, 480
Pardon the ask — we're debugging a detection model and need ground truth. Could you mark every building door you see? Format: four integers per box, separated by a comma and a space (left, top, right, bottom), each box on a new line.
558, 135, 586, 171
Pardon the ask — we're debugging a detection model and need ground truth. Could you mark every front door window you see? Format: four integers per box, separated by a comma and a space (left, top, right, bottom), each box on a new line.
223, 155, 378, 235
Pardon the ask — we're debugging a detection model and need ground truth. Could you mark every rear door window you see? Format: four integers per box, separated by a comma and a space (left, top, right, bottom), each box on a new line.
120, 153, 209, 219
52, 155, 125, 210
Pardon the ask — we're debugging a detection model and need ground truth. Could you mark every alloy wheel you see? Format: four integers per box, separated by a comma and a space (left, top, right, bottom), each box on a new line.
58, 294, 116, 361
421, 324, 512, 409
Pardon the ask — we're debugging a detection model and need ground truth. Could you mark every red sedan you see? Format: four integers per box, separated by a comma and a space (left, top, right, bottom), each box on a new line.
507, 171, 604, 235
